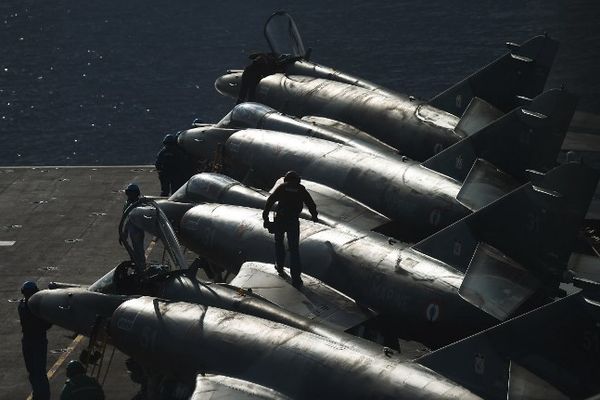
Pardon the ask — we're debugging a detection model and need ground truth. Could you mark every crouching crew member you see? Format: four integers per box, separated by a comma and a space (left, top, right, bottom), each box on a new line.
60, 360, 104, 400
122, 183, 146, 271
236, 52, 283, 104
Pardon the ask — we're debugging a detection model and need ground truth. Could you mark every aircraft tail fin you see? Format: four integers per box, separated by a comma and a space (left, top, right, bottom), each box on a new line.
453, 97, 504, 137
429, 34, 558, 115
422, 88, 577, 197
413, 162, 598, 319
417, 292, 600, 400
454, 158, 521, 211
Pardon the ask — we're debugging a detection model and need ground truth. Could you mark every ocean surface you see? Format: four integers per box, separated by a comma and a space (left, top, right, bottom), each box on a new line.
1, 0, 599, 165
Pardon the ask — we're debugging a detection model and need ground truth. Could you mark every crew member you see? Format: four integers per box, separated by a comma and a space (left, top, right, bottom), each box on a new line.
60, 360, 105, 400
236, 52, 283, 104
122, 183, 146, 271
262, 171, 318, 288
18, 281, 51, 400
155, 134, 195, 196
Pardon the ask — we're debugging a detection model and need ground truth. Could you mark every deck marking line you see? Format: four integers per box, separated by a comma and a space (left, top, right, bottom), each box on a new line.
26, 334, 85, 400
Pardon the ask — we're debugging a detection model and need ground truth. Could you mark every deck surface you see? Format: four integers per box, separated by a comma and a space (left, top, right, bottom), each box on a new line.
0, 166, 159, 400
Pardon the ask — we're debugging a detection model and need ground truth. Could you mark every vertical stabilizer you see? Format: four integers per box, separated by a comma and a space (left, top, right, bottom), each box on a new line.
418, 293, 600, 400
413, 163, 599, 317
422, 88, 577, 186
429, 34, 559, 115
454, 97, 504, 137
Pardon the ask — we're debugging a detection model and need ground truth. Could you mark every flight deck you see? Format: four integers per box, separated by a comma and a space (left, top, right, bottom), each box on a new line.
0, 166, 160, 400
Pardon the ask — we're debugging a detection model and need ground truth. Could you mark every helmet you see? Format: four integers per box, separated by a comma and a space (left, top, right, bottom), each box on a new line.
66, 360, 86, 378
163, 134, 177, 145
284, 170, 300, 184
125, 183, 140, 194
21, 281, 38, 295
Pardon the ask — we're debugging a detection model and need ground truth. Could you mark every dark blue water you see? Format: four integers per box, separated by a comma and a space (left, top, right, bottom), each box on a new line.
1, 0, 598, 165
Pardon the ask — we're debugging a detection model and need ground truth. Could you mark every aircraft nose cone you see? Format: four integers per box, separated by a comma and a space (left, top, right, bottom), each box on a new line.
27, 288, 126, 335
215, 71, 243, 98
27, 291, 43, 317
170, 173, 239, 203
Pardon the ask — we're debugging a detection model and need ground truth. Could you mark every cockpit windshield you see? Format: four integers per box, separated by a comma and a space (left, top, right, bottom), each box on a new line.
230, 102, 272, 127
264, 11, 306, 58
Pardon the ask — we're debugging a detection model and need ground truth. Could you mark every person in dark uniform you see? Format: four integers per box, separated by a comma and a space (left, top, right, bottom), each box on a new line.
60, 360, 104, 400
122, 183, 146, 271
18, 281, 51, 400
262, 171, 318, 288
155, 134, 195, 196
236, 52, 283, 104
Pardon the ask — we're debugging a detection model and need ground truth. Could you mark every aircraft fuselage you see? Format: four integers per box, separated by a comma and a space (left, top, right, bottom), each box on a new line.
179, 204, 494, 346
110, 296, 481, 399
221, 129, 469, 240
215, 72, 462, 161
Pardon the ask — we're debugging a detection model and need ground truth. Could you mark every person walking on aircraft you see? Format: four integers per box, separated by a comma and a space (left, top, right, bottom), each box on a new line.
122, 183, 146, 271
18, 281, 51, 400
262, 171, 318, 288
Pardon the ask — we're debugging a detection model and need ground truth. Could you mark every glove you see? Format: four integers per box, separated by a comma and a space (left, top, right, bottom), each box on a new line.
263, 220, 275, 233
312, 214, 319, 222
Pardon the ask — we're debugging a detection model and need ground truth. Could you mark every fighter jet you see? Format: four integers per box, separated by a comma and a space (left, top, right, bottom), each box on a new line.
130, 163, 598, 348
214, 12, 559, 160
178, 88, 576, 241
28, 279, 600, 399
212, 102, 402, 160
162, 172, 391, 236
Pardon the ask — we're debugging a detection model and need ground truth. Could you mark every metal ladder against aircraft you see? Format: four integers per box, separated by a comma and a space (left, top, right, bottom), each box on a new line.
210, 143, 224, 173
80, 315, 116, 386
